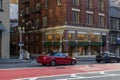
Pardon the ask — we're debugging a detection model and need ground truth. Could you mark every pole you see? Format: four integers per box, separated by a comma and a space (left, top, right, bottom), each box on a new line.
19, 29, 23, 59
59, 31, 62, 52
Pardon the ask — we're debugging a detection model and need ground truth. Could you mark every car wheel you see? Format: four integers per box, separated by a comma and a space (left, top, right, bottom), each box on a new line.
51, 60, 56, 66
71, 60, 76, 65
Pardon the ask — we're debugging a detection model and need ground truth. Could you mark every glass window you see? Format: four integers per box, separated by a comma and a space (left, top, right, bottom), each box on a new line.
0, 0, 2, 10
90, 35, 100, 42
87, 0, 93, 9
47, 34, 53, 41
36, 3, 40, 11
26, 7, 29, 14
99, 0, 104, 11
86, 13, 93, 26
45, 0, 48, 9
78, 34, 86, 41
54, 34, 60, 41
72, 11, 80, 25
43, 16, 48, 27
99, 16, 104, 27
72, 0, 80, 6
57, 0, 62, 6
68, 34, 75, 41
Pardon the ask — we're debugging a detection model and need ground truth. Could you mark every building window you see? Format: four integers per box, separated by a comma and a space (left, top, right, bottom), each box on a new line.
47, 35, 53, 41
110, 18, 120, 30
57, 0, 62, 6
45, 0, 48, 9
72, 11, 80, 25
99, 16, 104, 27
54, 34, 60, 41
43, 16, 48, 27
86, 13, 93, 26
68, 34, 75, 41
72, 0, 80, 6
36, 3, 40, 11
90, 35, 100, 42
78, 34, 86, 41
0, 0, 2, 11
26, 7, 29, 15
35, 18, 40, 29
99, 0, 104, 11
86, 0, 93, 9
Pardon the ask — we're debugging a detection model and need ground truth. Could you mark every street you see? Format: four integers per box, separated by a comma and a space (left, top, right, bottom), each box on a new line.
0, 59, 96, 69
20, 70, 120, 80
1, 60, 120, 80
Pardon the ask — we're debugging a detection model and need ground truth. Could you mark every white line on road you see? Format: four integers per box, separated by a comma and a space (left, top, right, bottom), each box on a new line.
56, 73, 120, 80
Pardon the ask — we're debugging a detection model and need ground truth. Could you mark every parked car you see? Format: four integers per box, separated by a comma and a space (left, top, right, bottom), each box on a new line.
37, 52, 77, 66
95, 52, 120, 63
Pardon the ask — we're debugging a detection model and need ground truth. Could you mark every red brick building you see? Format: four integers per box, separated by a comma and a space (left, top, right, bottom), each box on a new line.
19, 0, 109, 57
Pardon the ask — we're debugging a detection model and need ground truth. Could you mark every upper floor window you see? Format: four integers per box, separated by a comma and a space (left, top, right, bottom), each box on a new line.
99, 0, 104, 11
99, 16, 105, 27
86, 0, 93, 9
86, 13, 93, 26
110, 18, 120, 30
36, 3, 40, 11
57, 0, 62, 6
43, 16, 48, 27
72, 0, 80, 6
72, 11, 80, 25
0, 0, 2, 11
45, 0, 48, 9
26, 7, 29, 14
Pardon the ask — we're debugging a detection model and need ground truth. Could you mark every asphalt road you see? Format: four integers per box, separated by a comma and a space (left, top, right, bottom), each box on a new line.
20, 70, 120, 80
0, 60, 96, 69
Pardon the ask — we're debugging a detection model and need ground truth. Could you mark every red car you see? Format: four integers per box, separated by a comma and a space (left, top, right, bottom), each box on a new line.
37, 52, 77, 66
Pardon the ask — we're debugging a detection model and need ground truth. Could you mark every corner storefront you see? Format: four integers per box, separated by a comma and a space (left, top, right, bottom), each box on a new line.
41, 25, 109, 57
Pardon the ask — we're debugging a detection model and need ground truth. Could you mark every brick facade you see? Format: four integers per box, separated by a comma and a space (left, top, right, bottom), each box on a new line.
19, 0, 109, 56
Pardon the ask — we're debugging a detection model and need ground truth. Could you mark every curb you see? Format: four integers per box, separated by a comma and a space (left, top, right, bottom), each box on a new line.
0, 59, 33, 64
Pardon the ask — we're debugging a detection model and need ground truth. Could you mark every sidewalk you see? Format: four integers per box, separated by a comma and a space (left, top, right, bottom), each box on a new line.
0, 58, 32, 64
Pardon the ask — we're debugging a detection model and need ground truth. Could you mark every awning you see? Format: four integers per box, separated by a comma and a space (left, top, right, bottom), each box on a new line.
0, 23, 5, 31
69, 41, 76, 47
90, 42, 102, 46
43, 42, 52, 46
52, 42, 61, 46
78, 42, 89, 46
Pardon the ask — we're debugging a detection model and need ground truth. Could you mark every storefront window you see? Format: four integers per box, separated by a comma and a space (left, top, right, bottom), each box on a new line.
68, 34, 75, 41
54, 34, 60, 41
90, 35, 100, 42
78, 34, 87, 41
46, 34, 53, 41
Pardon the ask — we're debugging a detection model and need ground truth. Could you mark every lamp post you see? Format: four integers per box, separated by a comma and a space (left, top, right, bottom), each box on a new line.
18, 27, 25, 59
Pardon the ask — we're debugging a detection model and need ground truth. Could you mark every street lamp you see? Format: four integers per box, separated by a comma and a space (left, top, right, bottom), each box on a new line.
18, 27, 25, 59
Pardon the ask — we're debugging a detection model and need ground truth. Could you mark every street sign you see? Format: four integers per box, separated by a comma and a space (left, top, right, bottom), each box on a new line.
18, 42, 24, 46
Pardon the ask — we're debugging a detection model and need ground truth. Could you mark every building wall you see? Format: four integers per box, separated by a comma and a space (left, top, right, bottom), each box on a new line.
10, 0, 18, 4
0, 0, 10, 58
41, 0, 67, 27
19, 0, 109, 56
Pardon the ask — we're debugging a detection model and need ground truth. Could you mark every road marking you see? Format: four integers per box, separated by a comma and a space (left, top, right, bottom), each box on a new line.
56, 73, 120, 80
